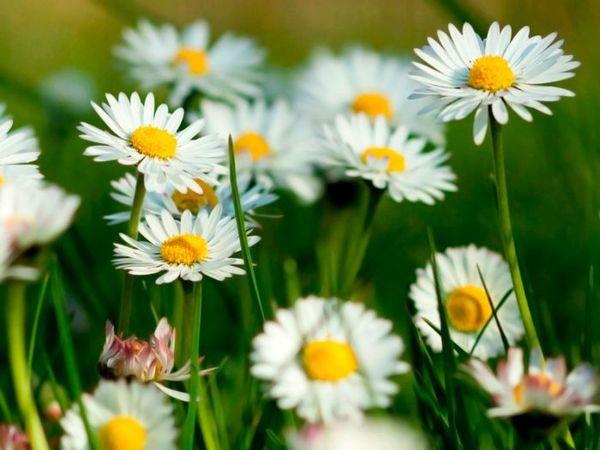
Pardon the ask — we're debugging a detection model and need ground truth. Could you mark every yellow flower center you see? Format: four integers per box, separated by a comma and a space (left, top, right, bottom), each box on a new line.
361, 147, 405, 173
513, 374, 564, 406
160, 234, 208, 265
446, 285, 492, 333
468, 55, 515, 93
0, 175, 4, 185
351, 92, 393, 119
303, 340, 358, 382
173, 48, 210, 75
130, 126, 177, 159
234, 132, 271, 161
171, 179, 219, 214
98, 416, 147, 450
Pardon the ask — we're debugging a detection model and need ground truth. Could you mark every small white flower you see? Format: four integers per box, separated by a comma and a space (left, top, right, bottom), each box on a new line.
0, 108, 42, 187
105, 172, 276, 226
467, 347, 599, 418
295, 47, 444, 145
321, 114, 456, 204
288, 419, 429, 450
115, 20, 265, 106
79, 92, 226, 194
202, 98, 322, 203
410, 245, 524, 359
251, 296, 409, 423
410, 22, 579, 144
114, 206, 258, 284
60, 380, 177, 450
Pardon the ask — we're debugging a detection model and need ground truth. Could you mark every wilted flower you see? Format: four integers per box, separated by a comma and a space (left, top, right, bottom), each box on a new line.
467, 347, 599, 419
0, 424, 29, 450
99, 318, 211, 401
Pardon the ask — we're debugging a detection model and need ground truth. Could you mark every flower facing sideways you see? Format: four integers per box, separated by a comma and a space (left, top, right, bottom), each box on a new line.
251, 296, 409, 423
467, 347, 599, 419
99, 318, 212, 401
410, 22, 579, 144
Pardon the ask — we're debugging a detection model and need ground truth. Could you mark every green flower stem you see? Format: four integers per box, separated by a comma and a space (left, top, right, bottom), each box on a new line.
489, 112, 541, 352
118, 171, 146, 332
7, 281, 49, 450
183, 282, 203, 450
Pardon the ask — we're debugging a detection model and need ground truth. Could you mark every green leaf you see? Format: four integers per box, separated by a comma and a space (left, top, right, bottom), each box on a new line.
28, 272, 49, 372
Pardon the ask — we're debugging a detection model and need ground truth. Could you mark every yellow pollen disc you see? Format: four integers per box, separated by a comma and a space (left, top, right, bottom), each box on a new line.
234, 132, 271, 161
0, 175, 4, 185
468, 55, 515, 93
303, 340, 358, 382
98, 416, 147, 450
351, 92, 393, 119
160, 234, 208, 265
173, 48, 210, 75
513, 374, 563, 406
130, 126, 177, 159
361, 146, 405, 173
445, 285, 492, 333
171, 179, 219, 214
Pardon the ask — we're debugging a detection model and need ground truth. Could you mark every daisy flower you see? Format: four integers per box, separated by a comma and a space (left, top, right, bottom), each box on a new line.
78, 92, 225, 193
0, 111, 42, 187
99, 318, 213, 401
467, 347, 599, 418
288, 419, 429, 450
60, 380, 177, 450
105, 172, 276, 226
321, 114, 456, 204
0, 424, 29, 450
295, 47, 444, 145
115, 20, 265, 106
409, 245, 524, 359
251, 296, 409, 423
114, 206, 258, 284
410, 22, 579, 144
202, 98, 323, 203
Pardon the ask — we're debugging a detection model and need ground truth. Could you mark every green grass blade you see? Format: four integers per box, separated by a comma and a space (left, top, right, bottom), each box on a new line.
42, 352, 70, 414
227, 135, 266, 321
50, 259, 99, 450
469, 288, 513, 356
476, 265, 510, 352
0, 388, 13, 422
422, 318, 470, 359
583, 265, 595, 361
28, 272, 50, 372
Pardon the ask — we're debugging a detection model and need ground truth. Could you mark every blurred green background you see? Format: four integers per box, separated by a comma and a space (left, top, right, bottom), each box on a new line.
0, 0, 598, 444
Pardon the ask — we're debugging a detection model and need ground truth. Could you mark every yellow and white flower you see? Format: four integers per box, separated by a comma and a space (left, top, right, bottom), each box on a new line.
251, 296, 409, 423
288, 419, 429, 450
105, 172, 276, 226
410, 245, 524, 359
79, 92, 225, 193
114, 206, 257, 284
295, 47, 444, 145
115, 20, 265, 106
410, 22, 579, 145
467, 347, 599, 418
0, 109, 42, 187
60, 380, 177, 450
202, 99, 322, 203
321, 114, 456, 204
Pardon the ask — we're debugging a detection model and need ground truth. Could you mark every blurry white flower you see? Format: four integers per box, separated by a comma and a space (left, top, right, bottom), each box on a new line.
39, 68, 98, 116
467, 347, 599, 418
410, 245, 524, 359
251, 296, 409, 423
321, 114, 456, 204
60, 380, 177, 450
114, 206, 257, 284
288, 419, 429, 450
410, 22, 579, 144
295, 47, 444, 145
0, 424, 29, 450
202, 98, 322, 203
115, 20, 265, 106
105, 172, 276, 226
79, 92, 226, 193
0, 110, 42, 187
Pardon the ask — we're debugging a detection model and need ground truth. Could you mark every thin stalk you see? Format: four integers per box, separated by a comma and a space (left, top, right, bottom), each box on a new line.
182, 282, 203, 450
6, 281, 49, 450
28, 273, 50, 371
489, 113, 541, 352
118, 171, 146, 332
